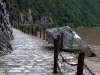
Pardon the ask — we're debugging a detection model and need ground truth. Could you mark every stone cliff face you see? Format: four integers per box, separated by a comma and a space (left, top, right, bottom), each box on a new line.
18, 8, 33, 24
0, 29, 12, 55
0, 0, 13, 55
9, 1, 53, 27
0, 0, 13, 40
11, 7, 52, 28
9, 0, 100, 27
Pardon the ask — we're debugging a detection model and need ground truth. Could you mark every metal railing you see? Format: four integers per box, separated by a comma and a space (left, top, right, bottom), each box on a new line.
13, 25, 46, 40
53, 34, 93, 75
14, 25, 93, 75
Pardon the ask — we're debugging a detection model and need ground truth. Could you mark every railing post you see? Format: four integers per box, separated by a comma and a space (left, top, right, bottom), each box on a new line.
28, 27, 30, 34
23, 27, 25, 33
57, 35, 60, 50
53, 39, 58, 74
20, 26, 21, 31
40, 29, 42, 38
60, 33, 64, 51
15, 25, 17, 29
43, 29, 45, 40
17, 25, 19, 29
22, 26, 23, 32
17, 25, 18, 29
32, 27, 33, 35
18, 25, 20, 30
35, 29, 37, 37
19, 25, 21, 31
20, 26, 22, 32
77, 52, 85, 75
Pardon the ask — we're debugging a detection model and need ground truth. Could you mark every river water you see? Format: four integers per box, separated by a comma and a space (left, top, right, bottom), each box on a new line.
73, 27, 100, 46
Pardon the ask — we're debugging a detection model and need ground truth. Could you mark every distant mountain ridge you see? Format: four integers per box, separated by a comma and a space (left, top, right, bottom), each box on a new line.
9, 0, 100, 27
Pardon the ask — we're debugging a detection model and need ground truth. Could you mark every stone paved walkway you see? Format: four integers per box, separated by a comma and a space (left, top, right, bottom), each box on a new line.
0, 28, 55, 75
0, 28, 93, 75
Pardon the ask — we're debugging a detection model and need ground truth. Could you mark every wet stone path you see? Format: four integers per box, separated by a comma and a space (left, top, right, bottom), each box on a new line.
0, 28, 54, 75
0, 28, 92, 75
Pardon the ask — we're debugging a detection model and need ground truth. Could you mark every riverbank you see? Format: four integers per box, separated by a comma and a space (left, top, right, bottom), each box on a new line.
85, 45, 100, 75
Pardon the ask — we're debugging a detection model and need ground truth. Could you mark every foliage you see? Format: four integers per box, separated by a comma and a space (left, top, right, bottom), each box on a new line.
9, 0, 100, 27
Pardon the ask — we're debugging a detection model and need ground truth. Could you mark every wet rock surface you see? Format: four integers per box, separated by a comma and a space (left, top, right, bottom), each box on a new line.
0, 0, 13, 40
0, 28, 92, 75
46, 26, 96, 57
0, 0, 13, 55
0, 29, 12, 55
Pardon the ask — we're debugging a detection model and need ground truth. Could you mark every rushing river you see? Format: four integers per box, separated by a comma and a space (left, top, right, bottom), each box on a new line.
73, 27, 100, 46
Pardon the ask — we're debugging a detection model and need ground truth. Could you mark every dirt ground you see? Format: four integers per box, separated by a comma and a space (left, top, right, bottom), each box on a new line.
85, 45, 100, 75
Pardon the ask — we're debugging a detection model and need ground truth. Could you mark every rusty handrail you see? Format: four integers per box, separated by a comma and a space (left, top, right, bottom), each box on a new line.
59, 52, 77, 66
53, 39, 58, 73
53, 34, 86, 75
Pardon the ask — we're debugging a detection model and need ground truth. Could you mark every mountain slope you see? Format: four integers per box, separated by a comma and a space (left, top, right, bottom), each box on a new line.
9, 0, 100, 27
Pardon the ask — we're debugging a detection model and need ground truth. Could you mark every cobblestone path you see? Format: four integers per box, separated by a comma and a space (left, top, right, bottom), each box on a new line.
0, 28, 93, 75
0, 28, 54, 75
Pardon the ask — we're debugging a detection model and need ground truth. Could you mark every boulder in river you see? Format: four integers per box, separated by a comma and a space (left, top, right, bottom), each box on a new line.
46, 26, 96, 57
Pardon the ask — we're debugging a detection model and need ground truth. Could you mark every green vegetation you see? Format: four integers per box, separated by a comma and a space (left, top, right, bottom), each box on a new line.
9, 0, 100, 27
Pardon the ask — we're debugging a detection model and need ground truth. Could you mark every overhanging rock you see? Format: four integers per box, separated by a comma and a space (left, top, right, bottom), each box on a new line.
46, 26, 96, 57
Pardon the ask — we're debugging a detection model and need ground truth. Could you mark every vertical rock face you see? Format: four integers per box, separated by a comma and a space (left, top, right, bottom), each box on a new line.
27, 8, 33, 24
46, 26, 96, 57
0, 0, 13, 55
15, 8, 33, 24
20, 12, 24, 24
0, 0, 13, 40
0, 29, 12, 55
